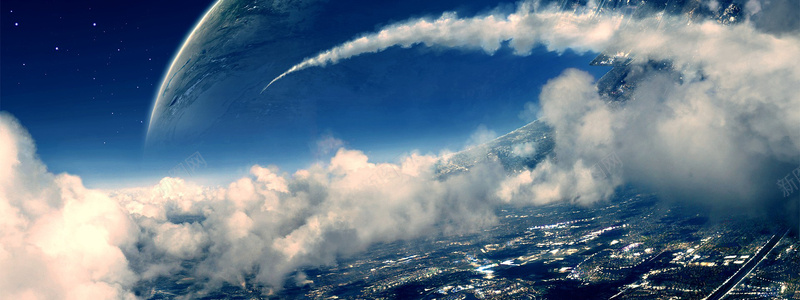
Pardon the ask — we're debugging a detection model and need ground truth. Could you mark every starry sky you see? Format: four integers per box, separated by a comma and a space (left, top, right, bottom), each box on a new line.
1, 0, 215, 185
2, 0, 611, 187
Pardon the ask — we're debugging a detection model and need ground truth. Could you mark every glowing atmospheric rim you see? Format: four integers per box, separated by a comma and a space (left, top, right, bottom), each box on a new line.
145, 0, 225, 141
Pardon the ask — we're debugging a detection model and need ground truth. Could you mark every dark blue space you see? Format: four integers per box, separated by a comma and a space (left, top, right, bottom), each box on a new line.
1, 0, 608, 186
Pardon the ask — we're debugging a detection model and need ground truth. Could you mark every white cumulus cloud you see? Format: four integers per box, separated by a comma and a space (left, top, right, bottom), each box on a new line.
0, 113, 138, 300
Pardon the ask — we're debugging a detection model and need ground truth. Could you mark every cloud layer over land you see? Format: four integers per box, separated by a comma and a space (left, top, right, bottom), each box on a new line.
2, 0, 799, 297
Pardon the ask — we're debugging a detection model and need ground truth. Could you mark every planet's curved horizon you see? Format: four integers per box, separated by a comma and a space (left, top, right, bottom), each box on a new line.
143, 0, 612, 172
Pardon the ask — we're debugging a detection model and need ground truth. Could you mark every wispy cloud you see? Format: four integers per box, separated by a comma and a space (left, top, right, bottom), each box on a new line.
262, 3, 622, 91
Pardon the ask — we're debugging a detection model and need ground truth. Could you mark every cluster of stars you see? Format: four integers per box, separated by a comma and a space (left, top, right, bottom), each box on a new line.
4, 4, 164, 146
3, 0, 215, 153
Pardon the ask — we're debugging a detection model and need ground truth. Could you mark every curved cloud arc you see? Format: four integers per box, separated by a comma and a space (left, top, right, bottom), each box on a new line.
262, 5, 625, 92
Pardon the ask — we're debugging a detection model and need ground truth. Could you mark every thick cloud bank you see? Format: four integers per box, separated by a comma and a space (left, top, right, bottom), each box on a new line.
112, 150, 506, 291
0, 113, 137, 300
0, 101, 619, 297
0, 112, 510, 296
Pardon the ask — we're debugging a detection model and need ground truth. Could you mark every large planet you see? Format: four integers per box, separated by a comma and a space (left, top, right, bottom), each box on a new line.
145, 0, 609, 173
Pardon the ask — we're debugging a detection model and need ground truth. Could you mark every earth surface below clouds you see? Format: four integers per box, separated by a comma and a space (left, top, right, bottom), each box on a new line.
138, 189, 800, 299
